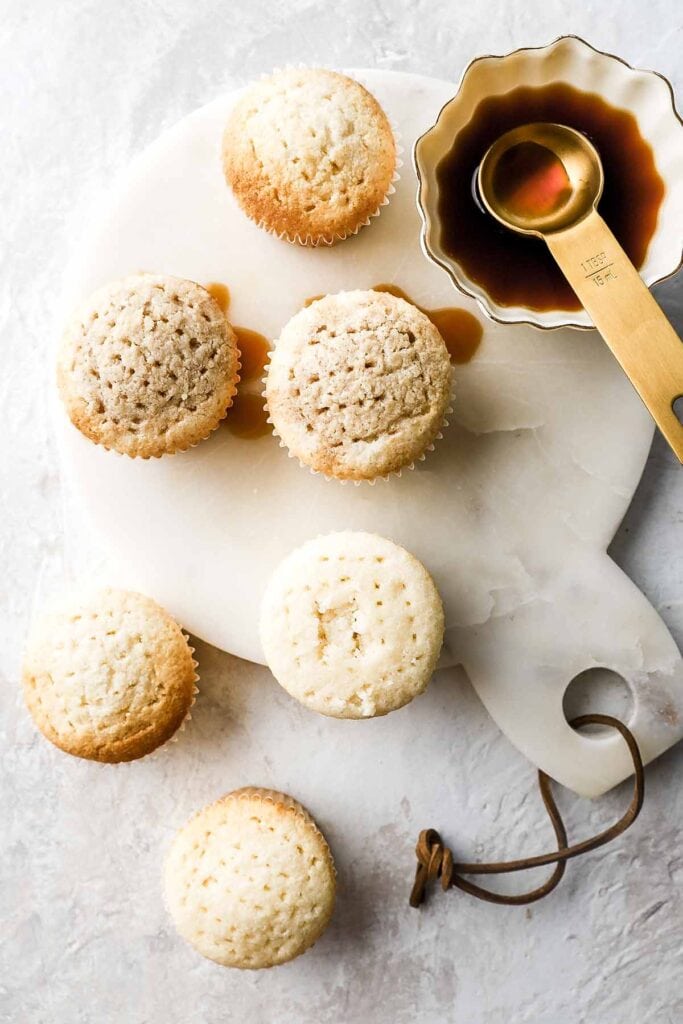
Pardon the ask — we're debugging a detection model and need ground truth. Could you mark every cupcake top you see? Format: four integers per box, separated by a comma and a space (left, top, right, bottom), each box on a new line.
164, 787, 336, 969
265, 290, 452, 480
222, 68, 397, 245
23, 588, 197, 762
57, 273, 240, 458
260, 531, 444, 719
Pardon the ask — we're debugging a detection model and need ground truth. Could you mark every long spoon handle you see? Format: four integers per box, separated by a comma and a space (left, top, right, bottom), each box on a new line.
546, 210, 683, 462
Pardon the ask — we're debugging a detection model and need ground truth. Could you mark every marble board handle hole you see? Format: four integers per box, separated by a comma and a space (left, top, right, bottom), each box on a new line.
672, 394, 683, 426
563, 668, 634, 738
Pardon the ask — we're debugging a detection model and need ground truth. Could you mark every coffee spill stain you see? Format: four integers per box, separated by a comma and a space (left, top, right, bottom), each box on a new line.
303, 283, 483, 364
205, 283, 272, 440
226, 392, 271, 439
227, 327, 272, 439
234, 327, 270, 382
427, 307, 483, 364
206, 281, 230, 313
372, 283, 482, 364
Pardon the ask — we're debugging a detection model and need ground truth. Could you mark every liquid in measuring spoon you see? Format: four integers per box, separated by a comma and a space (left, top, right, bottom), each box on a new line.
492, 141, 572, 220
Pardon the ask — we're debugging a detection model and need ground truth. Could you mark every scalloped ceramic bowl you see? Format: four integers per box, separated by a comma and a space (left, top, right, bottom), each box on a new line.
414, 36, 683, 330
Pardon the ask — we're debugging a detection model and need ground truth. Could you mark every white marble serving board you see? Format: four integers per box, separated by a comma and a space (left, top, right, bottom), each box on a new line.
57, 69, 683, 797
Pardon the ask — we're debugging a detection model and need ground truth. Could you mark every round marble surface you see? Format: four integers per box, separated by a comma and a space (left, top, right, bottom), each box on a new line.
56, 67, 683, 799
1, 3, 682, 1023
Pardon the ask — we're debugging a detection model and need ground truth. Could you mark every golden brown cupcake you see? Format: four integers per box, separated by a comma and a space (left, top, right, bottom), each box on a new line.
23, 588, 197, 762
222, 68, 397, 245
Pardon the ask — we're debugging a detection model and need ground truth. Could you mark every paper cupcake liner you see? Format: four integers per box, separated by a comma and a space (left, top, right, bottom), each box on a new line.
241, 65, 403, 248
231, 786, 315, 824
146, 633, 200, 753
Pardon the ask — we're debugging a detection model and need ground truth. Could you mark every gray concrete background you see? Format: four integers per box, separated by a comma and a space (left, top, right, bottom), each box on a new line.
1, 1, 681, 1021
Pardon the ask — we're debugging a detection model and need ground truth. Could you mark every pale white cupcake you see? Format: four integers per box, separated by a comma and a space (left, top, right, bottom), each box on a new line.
260, 531, 444, 718
164, 787, 336, 969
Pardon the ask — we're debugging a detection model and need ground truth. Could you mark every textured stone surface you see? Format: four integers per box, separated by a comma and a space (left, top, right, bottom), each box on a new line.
1, 2, 681, 1022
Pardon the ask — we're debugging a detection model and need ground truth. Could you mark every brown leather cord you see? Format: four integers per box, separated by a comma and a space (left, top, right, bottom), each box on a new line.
410, 714, 644, 908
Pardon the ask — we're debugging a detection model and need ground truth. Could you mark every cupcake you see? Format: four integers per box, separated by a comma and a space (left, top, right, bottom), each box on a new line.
22, 588, 197, 762
57, 273, 240, 458
164, 787, 336, 969
265, 290, 452, 481
260, 531, 444, 719
222, 68, 397, 245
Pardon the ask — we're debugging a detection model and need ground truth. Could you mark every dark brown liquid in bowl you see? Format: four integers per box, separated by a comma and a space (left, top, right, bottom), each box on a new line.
436, 82, 665, 311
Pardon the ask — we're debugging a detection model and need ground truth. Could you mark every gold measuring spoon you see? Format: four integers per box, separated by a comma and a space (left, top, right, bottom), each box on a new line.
477, 122, 683, 462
